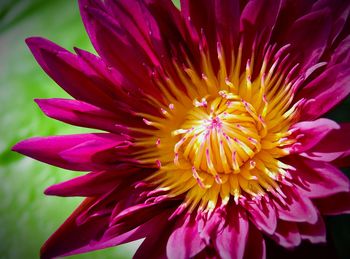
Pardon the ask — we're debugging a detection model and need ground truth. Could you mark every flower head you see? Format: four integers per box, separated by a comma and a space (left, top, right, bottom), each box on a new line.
13, 0, 350, 258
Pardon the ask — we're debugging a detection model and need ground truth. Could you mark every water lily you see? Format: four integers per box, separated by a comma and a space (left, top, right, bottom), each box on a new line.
13, 0, 350, 258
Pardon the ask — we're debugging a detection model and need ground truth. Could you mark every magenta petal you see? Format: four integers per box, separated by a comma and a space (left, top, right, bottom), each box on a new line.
62, 208, 173, 258
40, 198, 108, 259
243, 224, 266, 259
35, 98, 127, 133
312, 0, 350, 45
44, 167, 137, 197
298, 63, 350, 120
272, 221, 301, 248
215, 208, 249, 259
26, 37, 123, 112
133, 213, 175, 259
239, 0, 282, 69
240, 0, 281, 44
298, 215, 326, 244
303, 123, 350, 166
12, 133, 129, 171
283, 8, 331, 71
314, 192, 350, 215
166, 214, 205, 259
197, 208, 226, 245
290, 118, 340, 153
244, 198, 277, 235
329, 35, 350, 66
273, 187, 318, 224
78, 0, 163, 100
59, 136, 131, 165
292, 158, 349, 198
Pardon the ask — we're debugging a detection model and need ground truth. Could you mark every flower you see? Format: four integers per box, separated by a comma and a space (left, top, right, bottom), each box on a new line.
12, 0, 350, 258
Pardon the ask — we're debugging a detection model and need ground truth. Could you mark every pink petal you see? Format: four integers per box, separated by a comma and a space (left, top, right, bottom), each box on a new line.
197, 208, 226, 245
292, 158, 350, 198
215, 208, 249, 259
244, 197, 277, 235
166, 214, 205, 259
290, 118, 340, 153
271, 221, 301, 248
273, 187, 318, 224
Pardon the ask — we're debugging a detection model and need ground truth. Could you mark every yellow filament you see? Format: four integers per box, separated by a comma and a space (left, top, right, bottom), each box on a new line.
134, 40, 298, 213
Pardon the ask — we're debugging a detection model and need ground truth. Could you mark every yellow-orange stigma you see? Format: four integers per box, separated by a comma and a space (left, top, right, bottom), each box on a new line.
136, 40, 301, 213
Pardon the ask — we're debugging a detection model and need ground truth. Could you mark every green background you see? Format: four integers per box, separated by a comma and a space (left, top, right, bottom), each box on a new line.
0, 0, 348, 258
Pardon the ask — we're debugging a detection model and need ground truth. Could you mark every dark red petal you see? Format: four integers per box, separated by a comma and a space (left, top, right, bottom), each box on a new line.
243, 224, 266, 259
240, 0, 282, 54
44, 167, 138, 197
40, 198, 108, 259
74, 48, 161, 117
133, 212, 175, 259
12, 133, 131, 171
312, 0, 350, 45
298, 215, 326, 244
180, 0, 217, 57
290, 118, 340, 153
314, 192, 350, 215
282, 8, 332, 71
266, 236, 338, 259
271, 221, 301, 248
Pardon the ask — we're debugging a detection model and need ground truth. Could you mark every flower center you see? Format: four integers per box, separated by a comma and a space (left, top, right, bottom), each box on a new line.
173, 94, 262, 182
136, 41, 301, 213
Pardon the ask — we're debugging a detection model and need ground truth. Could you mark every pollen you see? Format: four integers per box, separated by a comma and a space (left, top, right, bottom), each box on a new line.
136, 39, 301, 213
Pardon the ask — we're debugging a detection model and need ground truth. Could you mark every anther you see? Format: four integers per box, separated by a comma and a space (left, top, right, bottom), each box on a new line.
143, 118, 152, 126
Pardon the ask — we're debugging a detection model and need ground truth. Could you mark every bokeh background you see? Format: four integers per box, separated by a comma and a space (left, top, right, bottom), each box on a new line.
0, 0, 349, 258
